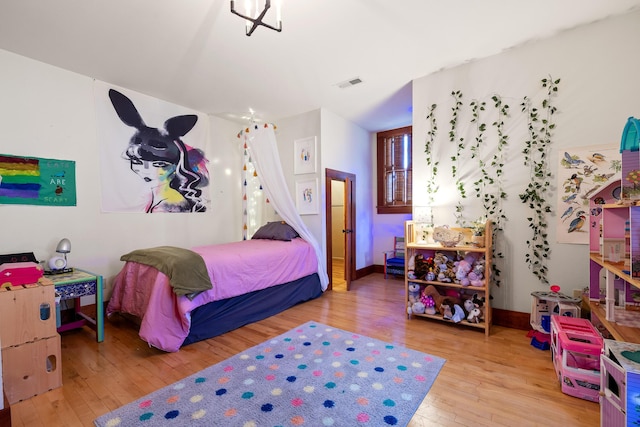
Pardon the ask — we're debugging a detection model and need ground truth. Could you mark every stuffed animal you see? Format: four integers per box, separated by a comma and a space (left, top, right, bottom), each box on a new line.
467, 307, 482, 323
411, 301, 426, 315
434, 252, 456, 283
452, 304, 466, 323
408, 283, 421, 304
441, 301, 454, 320
472, 293, 485, 308
421, 294, 436, 315
468, 271, 484, 287
422, 285, 445, 313
413, 254, 428, 280
454, 259, 472, 286
454, 252, 480, 286
463, 298, 475, 313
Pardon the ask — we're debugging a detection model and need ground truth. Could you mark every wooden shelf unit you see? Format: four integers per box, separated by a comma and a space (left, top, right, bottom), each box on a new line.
404, 220, 493, 336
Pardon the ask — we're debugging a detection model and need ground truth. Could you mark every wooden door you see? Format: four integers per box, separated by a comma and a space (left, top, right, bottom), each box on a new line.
325, 168, 356, 291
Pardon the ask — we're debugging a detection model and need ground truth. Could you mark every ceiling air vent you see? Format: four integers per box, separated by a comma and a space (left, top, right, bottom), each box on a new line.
337, 77, 363, 89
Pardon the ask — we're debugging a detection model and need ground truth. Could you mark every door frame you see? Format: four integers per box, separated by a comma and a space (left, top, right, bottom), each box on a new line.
325, 168, 356, 291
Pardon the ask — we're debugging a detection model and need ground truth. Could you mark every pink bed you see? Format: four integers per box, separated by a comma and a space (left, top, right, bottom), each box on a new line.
107, 238, 320, 352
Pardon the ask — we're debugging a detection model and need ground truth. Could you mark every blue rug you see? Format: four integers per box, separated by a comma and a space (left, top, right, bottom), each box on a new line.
94, 321, 445, 426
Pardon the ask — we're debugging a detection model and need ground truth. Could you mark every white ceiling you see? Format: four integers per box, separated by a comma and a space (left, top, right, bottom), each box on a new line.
1, 0, 639, 132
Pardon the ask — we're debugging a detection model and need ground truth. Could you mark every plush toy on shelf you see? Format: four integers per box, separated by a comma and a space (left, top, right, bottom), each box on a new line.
421, 294, 436, 315
454, 252, 481, 286
413, 253, 428, 280
407, 300, 426, 317
467, 307, 483, 323
434, 252, 456, 283
421, 285, 445, 312
408, 283, 421, 304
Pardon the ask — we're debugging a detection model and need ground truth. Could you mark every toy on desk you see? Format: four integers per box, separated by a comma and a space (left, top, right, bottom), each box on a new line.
0, 261, 43, 287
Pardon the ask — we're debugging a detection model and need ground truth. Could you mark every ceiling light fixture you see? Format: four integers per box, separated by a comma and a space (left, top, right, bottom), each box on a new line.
231, 0, 282, 37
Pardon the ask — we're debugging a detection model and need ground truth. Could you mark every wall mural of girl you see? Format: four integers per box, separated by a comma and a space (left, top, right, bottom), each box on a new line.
96, 82, 210, 213
109, 89, 209, 213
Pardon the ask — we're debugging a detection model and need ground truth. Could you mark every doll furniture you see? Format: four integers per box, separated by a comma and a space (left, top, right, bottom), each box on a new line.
601, 339, 640, 426
530, 290, 581, 333
384, 236, 405, 279
550, 316, 603, 402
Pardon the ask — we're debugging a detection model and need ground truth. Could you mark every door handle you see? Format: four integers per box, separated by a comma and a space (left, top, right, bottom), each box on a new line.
342, 229, 353, 234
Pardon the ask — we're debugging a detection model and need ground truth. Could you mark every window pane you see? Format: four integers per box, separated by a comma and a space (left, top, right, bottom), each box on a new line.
377, 126, 412, 213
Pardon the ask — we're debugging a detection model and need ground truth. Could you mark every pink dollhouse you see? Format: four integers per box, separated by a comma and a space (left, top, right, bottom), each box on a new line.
589, 117, 640, 322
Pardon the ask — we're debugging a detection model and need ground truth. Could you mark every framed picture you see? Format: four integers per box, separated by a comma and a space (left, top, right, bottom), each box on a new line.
295, 178, 319, 215
294, 136, 317, 174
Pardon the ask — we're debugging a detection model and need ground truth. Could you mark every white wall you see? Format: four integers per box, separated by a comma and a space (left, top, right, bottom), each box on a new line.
320, 109, 374, 270
0, 48, 376, 302
268, 108, 374, 271
0, 49, 242, 297
412, 9, 640, 313
273, 109, 323, 247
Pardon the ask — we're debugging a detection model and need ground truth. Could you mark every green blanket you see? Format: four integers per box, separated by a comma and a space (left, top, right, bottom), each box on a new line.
120, 246, 212, 296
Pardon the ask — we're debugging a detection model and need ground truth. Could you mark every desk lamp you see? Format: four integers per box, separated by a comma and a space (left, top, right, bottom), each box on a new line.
49, 238, 71, 270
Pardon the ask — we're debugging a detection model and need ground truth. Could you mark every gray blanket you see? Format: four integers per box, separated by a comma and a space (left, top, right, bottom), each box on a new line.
120, 246, 212, 296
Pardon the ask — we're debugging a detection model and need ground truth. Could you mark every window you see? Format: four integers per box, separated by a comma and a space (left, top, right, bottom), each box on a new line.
376, 126, 412, 214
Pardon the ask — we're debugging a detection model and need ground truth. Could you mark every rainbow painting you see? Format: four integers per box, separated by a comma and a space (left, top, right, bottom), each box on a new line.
0, 154, 76, 206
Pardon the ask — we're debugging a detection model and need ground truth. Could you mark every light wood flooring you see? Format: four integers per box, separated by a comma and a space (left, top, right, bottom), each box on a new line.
9, 273, 599, 426
331, 257, 346, 291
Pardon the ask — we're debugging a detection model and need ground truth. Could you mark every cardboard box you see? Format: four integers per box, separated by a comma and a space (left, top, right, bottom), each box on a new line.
1, 335, 62, 404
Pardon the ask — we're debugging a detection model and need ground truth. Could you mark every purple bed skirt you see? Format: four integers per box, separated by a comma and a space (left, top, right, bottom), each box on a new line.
182, 273, 322, 347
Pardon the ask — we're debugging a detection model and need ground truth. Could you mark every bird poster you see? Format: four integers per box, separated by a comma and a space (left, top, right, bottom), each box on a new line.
557, 144, 621, 244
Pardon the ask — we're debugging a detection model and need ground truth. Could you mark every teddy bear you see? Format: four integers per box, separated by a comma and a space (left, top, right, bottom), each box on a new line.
468, 271, 484, 287
434, 252, 457, 283
413, 253, 428, 280
408, 283, 421, 304
407, 300, 426, 317
454, 259, 472, 286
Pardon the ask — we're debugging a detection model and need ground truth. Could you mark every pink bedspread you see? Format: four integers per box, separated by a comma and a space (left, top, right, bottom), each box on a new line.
107, 238, 318, 352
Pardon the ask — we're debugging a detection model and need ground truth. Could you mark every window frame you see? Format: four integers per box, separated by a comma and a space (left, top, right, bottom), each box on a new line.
376, 126, 412, 214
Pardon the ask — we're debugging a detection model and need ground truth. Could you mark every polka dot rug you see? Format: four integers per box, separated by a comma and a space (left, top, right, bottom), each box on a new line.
94, 321, 445, 427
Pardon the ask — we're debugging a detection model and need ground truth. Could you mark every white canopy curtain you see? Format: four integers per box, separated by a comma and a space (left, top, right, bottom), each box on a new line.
242, 123, 329, 291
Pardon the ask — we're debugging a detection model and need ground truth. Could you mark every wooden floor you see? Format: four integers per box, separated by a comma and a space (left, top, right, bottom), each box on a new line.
9, 273, 600, 426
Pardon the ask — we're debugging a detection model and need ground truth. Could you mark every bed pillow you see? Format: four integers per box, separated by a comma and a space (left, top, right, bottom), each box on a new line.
252, 221, 300, 241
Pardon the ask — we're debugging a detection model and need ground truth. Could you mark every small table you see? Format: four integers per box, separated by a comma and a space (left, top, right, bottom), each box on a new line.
47, 268, 104, 343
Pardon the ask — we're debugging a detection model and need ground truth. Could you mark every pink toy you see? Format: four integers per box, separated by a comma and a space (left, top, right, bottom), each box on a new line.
550, 316, 603, 402
0, 262, 43, 286
421, 294, 436, 315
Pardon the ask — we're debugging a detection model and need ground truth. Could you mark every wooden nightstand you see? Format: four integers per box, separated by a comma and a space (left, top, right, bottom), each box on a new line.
45, 269, 104, 343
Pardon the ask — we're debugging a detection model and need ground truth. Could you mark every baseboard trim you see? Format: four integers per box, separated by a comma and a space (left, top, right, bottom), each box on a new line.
492, 308, 531, 330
